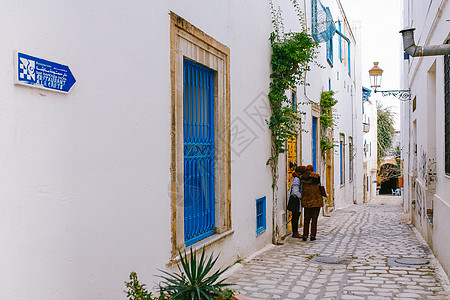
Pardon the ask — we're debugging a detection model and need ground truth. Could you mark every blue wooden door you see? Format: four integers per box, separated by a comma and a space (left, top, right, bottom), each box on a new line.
312, 116, 317, 171
183, 59, 215, 246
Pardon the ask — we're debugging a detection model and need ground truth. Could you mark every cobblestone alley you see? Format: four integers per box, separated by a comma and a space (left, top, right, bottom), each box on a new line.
227, 196, 450, 300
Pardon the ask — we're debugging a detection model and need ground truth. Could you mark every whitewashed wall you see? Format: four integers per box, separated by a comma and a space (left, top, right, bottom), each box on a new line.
401, 0, 450, 277
294, 0, 362, 210
363, 97, 379, 199
0, 0, 362, 298
0, 1, 276, 298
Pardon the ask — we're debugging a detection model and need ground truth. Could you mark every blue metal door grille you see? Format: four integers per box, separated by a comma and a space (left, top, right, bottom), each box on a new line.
183, 59, 215, 246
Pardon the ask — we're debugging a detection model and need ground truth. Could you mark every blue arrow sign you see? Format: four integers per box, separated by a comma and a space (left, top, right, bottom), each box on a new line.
16, 52, 76, 93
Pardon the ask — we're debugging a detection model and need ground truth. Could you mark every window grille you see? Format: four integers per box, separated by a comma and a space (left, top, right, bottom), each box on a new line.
311, 0, 336, 43
256, 197, 266, 235
445, 50, 450, 174
183, 59, 215, 246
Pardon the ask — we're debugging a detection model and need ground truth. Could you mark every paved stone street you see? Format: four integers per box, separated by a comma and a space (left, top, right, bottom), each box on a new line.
227, 196, 450, 299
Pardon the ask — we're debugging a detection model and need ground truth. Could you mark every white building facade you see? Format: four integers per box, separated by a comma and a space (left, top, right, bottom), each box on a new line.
0, 0, 362, 298
401, 0, 450, 277
362, 87, 379, 202
290, 0, 364, 214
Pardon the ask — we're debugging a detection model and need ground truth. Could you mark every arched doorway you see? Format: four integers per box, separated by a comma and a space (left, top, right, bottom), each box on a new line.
377, 159, 400, 195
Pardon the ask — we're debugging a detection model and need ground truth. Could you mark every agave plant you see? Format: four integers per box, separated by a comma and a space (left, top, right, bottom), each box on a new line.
159, 247, 234, 300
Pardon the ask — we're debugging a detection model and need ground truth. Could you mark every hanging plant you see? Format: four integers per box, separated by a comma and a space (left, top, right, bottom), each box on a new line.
320, 137, 335, 152
319, 90, 337, 154
268, 0, 319, 243
320, 90, 337, 128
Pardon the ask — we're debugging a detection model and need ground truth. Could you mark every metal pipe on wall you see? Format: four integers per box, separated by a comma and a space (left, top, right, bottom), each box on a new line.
400, 27, 450, 57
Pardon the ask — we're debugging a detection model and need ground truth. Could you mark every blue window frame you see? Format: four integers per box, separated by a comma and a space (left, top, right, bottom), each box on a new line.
340, 134, 345, 185
312, 117, 318, 171
183, 59, 215, 246
340, 141, 343, 185
327, 37, 333, 66
339, 21, 342, 61
349, 137, 353, 181
348, 42, 351, 76
291, 90, 296, 110
256, 196, 266, 235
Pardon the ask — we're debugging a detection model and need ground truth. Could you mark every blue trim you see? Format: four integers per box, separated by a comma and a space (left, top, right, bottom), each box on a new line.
340, 139, 343, 185
327, 37, 333, 67
256, 197, 266, 235
362, 86, 372, 102
349, 138, 353, 181
348, 42, 351, 76
339, 21, 342, 61
292, 90, 296, 110
183, 59, 215, 246
335, 30, 351, 76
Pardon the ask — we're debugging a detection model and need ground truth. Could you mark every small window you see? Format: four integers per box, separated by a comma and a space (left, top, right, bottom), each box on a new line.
256, 196, 266, 235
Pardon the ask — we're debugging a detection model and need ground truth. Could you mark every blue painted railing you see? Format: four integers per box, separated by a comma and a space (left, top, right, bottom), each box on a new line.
183, 59, 215, 246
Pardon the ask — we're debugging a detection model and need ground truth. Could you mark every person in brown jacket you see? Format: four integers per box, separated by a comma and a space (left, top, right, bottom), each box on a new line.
300, 165, 323, 241
287, 165, 307, 238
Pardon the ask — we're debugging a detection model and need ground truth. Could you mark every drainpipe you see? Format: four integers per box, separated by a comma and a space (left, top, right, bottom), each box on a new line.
400, 27, 450, 57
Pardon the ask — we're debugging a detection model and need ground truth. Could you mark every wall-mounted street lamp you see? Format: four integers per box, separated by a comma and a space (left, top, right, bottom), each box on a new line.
368, 62, 411, 101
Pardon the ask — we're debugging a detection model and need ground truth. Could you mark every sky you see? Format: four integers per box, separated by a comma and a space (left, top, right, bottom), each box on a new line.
340, 0, 403, 130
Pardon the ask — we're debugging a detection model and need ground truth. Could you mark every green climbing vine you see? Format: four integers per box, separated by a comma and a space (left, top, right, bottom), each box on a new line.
319, 90, 338, 154
268, 0, 319, 243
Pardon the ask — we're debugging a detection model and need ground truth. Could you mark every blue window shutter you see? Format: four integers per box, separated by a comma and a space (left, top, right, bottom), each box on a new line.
256, 197, 266, 235
327, 38, 333, 67
348, 42, 351, 76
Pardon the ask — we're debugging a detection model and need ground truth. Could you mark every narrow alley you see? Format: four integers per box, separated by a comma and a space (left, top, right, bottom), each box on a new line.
227, 196, 450, 300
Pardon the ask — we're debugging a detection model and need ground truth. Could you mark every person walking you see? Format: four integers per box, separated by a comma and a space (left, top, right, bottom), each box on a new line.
287, 166, 307, 238
300, 165, 323, 241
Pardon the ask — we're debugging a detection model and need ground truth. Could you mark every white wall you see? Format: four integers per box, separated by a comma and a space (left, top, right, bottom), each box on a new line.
0, 0, 363, 298
0, 1, 276, 298
401, 0, 450, 277
292, 0, 362, 210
